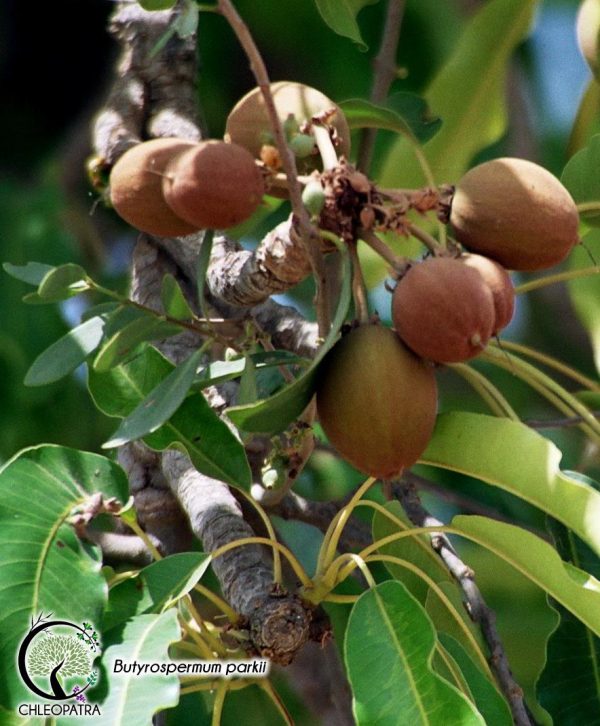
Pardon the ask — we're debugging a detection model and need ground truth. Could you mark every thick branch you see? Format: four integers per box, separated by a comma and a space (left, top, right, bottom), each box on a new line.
162, 450, 313, 664
206, 218, 313, 307
393, 478, 534, 726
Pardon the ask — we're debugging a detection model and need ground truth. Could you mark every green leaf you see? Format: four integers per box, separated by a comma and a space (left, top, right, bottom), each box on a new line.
37, 263, 89, 301
451, 515, 600, 638
313, 0, 379, 50
226, 253, 351, 434
380, 0, 538, 186
24, 315, 106, 386
96, 611, 180, 724
0, 446, 129, 708
139, 0, 176, 9
561, 134, 600, 226
438, 635, 512, 726
195, 350, 306, 388
103, 576, 153, 634
161, 273, 194, 320
89, 346, 251, 489
237, 354, 258, 406
93, 317, 183, 372
567, 79, 600, 158
103, 347, 205, 448
420, 412, 600, 558
568, 229, 600, 373
344, 581, 484, 725
141, 552, 211, 613
537, 510, 600, 725
2, 261, 55, 285
340, 94, 442, 144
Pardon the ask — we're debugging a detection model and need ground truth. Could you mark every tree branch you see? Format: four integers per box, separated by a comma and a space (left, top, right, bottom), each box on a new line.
357, 0, 406, 173
393, 478, 534, 726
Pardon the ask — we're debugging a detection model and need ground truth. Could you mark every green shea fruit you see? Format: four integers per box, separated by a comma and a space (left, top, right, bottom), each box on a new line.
162, 140, 265, 230
392, 256, 496, 363
450, 158, 579, 271
459, 253, 515, 334
109, 138, 198, 237
316, 325, 438, 479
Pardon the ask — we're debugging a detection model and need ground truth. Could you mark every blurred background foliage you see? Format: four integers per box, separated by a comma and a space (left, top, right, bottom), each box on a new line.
0, 1, 597, 721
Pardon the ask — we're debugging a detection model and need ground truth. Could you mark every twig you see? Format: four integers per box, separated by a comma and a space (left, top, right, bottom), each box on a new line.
217, 0, 331, 337
357, 0, 406, 173
393, 479, 534, 726
407, 221, 446, 255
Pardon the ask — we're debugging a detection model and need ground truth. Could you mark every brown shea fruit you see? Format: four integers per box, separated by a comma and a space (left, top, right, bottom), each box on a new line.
162, 140, 265, 230
225, 81, 351, 168
316, 325, 438, 479
459, 253, 515, 334
450, 157, 579, 271
392, 257, 496, 363
109, 138, 198, 237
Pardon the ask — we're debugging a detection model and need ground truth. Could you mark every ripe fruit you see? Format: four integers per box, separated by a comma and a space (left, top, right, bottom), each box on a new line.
577, 0, 600, 76
224, 81, 351, 170
392, 257, 496, 363
450, 158, 579, 271
316, 325, 437, 479
162, 140, 264, 229
459, 254, 515, 334
109, 138, 198, 237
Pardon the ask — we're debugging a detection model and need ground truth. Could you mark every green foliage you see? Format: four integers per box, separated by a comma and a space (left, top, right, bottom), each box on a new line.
344, 581, 484, 725
561, 134, 600, 225
227, 253, 351, 434
0, 446, 128, 707
380, 0, 539, 186
313, 0, 379, 50
568, 229, 600, 374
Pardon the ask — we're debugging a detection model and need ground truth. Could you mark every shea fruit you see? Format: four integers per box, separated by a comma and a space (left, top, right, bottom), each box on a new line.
450, 158, 579, 271
392, 257, 496, 363
459, 253, 515, 334
316, 325, 438, 479
109, 138, 197, 237
577, 0, 600, 76
225, 81, 350, 170
162, 140, 264, 230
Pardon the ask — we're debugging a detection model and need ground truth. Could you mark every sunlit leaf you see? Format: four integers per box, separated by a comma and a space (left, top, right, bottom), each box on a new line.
0, 446, 128, 708
421, 412, 600, 557
380, 0, 538, 186
561, 134, 600, 226
344, 581, 484, 725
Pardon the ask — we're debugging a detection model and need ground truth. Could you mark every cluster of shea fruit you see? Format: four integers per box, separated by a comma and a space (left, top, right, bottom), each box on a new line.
106, 82, 580, 483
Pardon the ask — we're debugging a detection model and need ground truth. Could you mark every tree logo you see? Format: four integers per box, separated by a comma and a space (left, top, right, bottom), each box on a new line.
18, 614, 100, 702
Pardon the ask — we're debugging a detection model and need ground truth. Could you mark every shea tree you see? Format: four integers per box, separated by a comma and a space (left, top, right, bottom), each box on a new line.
1, 1, 600, 725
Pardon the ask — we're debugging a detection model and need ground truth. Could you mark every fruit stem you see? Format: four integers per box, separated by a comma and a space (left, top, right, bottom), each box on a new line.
316, 477, 377, 575
234, 486, 284, 586
576, 201, 600, 215
210, 536, 313, 588
259, 681, 294, 726
312, 122, 339, 171
492, 340, 600, 393
406, 221, 446, 255
348, 241, 370, 324
217, 0, 331, 337
515, 265, 600, 294
360, 227, 409, 273
449, 363, 520, 420
480, 347, 600, 445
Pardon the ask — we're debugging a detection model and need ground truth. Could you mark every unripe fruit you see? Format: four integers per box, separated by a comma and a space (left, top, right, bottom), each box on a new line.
162, 140, 264, 230
392, 257, 496, 363
459, 254, 515, 334
224, 82, 351, 169
316, 325, 437, 479
450, 158, 579, 271
109, 138, 198, 237
577, 0, 600, 76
